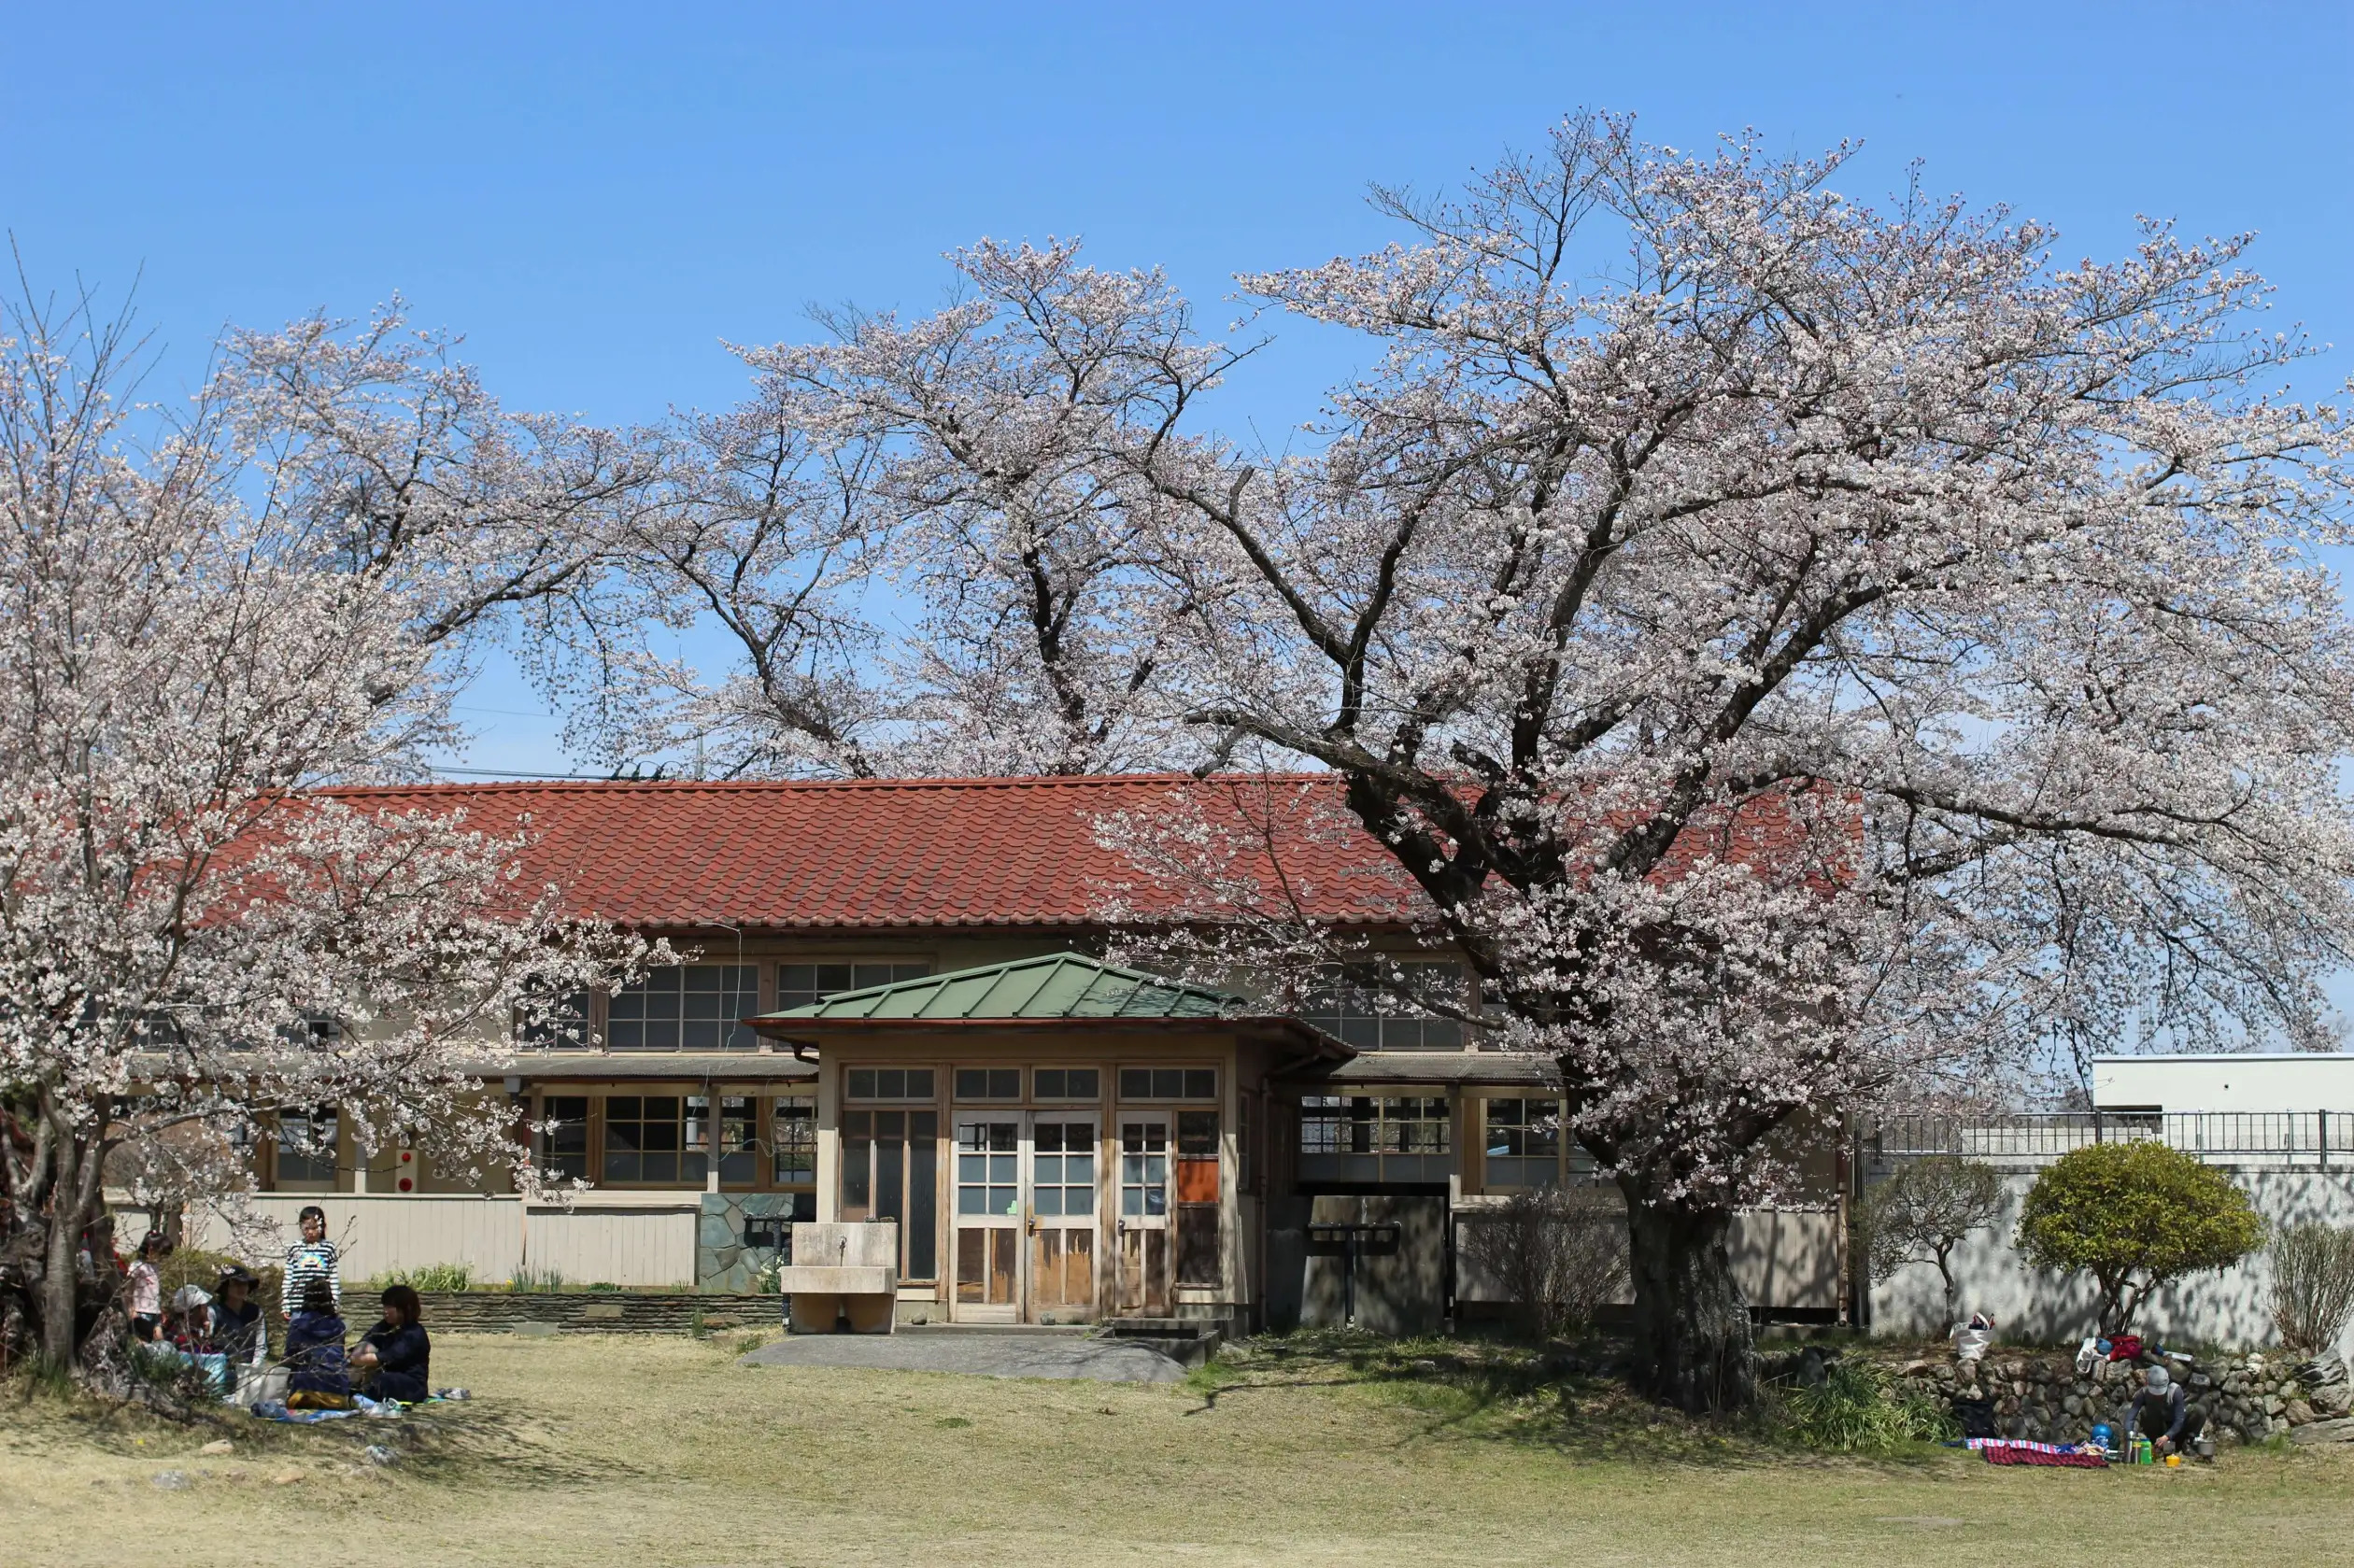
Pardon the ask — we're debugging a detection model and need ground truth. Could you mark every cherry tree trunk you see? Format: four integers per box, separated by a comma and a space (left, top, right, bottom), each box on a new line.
1622, 1190, 1755, 1413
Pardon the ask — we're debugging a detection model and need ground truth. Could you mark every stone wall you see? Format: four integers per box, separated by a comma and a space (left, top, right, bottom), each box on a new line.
1892, 1345, 2354, 1447
419, 1290, 779, 1334
696, 1193, 815, 1293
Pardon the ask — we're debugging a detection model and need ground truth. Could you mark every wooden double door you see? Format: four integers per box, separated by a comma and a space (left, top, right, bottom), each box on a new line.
952, 1110, 1171, 1322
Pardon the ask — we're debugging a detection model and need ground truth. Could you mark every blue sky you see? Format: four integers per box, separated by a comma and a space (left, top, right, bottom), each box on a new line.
7, 0, 2350, 780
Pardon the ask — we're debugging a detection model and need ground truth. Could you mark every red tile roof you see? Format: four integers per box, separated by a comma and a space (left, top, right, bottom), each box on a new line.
322, 774, 1424, 933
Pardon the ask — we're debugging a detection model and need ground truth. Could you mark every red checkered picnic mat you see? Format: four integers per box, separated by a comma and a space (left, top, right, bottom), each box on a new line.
1974, 1439, 2108, 1468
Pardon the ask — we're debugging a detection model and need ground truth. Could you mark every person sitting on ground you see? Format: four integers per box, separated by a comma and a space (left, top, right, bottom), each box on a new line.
282, 1206, 341, 1323
210, 1265, 268, 1371
283, 1277, 351, 1409
352, 1283, 432, 1404
125, 1233, 170, 1342
2129, 1363, 2202, 1456
164, 1283, 214, 1352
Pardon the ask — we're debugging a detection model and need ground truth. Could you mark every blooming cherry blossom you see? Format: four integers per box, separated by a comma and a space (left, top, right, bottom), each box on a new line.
0, 289, 651, 1376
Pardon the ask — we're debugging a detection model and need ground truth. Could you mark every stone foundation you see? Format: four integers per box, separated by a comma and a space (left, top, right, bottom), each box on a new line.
1895, 1346, 2352, 1447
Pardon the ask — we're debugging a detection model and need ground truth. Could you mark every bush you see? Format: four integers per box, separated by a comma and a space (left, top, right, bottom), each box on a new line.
2016, 1141, 2263, 1336
156, 1247, 283, 1317
1457, 1189, 1628, 1338
1768, 1362, 1956, 1453
367, 1263, 475, 1293
1857, 1155, 2005, 1326
2272, 1222, 2354, 1351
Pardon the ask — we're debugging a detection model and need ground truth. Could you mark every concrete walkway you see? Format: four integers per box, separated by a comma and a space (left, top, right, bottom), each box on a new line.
738, 1328, 1186, 1383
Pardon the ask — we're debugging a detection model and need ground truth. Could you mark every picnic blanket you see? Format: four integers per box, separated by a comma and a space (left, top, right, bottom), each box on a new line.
250, 1393, 404, 1424
1968, 1438, 2109, 1468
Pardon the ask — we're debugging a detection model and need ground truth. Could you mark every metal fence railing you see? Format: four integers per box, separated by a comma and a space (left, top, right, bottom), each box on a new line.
1865, 1110, 2353, 1170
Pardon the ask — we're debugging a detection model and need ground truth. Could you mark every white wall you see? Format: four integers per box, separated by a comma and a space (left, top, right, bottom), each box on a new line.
187, 1194, 699, 1289
2094, 1053, 2354, 1112
1870, 1167, 2354, 1359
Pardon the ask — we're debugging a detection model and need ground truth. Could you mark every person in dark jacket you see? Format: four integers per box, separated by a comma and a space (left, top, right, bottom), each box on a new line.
283, 1277, 351, 1409
353, 1283, 432, 1404
2129, 1363, 2203, 1456
210, 1265, 267, 1370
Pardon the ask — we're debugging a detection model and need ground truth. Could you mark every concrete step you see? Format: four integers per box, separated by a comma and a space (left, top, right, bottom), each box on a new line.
1100, 1316, 1232, 1367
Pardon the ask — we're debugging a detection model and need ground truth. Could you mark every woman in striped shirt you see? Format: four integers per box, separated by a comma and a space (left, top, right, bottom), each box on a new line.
281, 1206, 341, 1321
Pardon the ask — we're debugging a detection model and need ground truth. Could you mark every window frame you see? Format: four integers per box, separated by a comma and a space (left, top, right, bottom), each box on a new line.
1116, 1066, 1219, 1103
844, 1067, 939, 1103
272, 1107, 340, 1187
528, 1088, 821, 1194
605, 964, 763, 1052
1476, 1096, 1595, 1191
1297, 1093, 1454, 1185
1300, 960, 1468, 1051
1030, 1067, 1103, 1102
953, 1067, 1024, 1102
774, 960, 932, 1012
840, 1106, 941, 1283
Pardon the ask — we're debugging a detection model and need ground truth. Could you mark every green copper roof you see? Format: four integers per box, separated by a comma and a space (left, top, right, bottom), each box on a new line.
759, 952, 1241, 1023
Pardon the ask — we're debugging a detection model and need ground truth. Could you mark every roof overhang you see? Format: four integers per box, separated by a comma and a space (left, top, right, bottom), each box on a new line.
744, 1011, 1353, 1062
475, 1052, 819, 1083
1276, 1051, 1559, 1090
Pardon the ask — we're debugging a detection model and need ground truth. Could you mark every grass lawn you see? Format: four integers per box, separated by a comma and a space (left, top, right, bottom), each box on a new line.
5, 1330, 2349, 1566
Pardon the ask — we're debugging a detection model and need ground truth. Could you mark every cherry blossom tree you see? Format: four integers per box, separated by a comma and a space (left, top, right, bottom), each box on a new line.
215, 299, 660, 660
0, 289, 650, 1377
596, 241, 1249, 777
1082, 115, 2352, 1408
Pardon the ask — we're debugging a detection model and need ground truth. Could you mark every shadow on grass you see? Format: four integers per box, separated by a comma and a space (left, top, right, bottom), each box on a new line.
2, 1377, 642, 1493
1187, 1330, 1960, 1474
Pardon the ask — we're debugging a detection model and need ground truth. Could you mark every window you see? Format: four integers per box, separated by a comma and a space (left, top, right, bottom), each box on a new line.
516, 989, 592, 1049
956, 1121, 1020, 1217
602, 1095, 706, 1185
607, 966, 759, 1051
842, 1109, 939, 1280
955, 1067, 1022, 1101
1119, 1067, 1216, 1101
275, 1109, 338, 1184
1119, 1121, 1169, 1217
537, 1095, 588, 1180
1033, 1067, 1100, 1100
717, 1095, 760, 1186
1030, 1123, 1096, 1217
776, 962, 931, 1010
845, 1067, 936, 1101
773, 1095, 815, 1185
1301, 961, 1466, 1050
1298, 1095, 1453, 1184
1482, 1097, 1563, 1188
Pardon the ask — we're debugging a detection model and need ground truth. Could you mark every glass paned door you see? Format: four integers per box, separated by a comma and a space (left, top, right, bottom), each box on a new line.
954, 1117, 1020, 1319
1114, 1114, 1171, 1315
1027, 1115, 1098, 1322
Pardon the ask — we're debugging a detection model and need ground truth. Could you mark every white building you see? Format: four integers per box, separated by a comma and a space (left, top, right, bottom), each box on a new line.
2093, 1052, 2354, 1113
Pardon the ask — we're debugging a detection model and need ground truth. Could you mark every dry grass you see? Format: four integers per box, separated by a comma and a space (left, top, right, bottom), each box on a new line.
4, 1329, 2349, 1566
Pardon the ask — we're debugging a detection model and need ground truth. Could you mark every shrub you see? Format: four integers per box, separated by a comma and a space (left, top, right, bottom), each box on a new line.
2271, 1222, 2354, 1351
157, 1247, 283, 1318
1456, 1189, 1628, 1338
1769, 1362, 1955, 1453
369, 1263, 475, 1294
1857, 1155, 2006, 1327
2016, 1141, 2263, 1336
